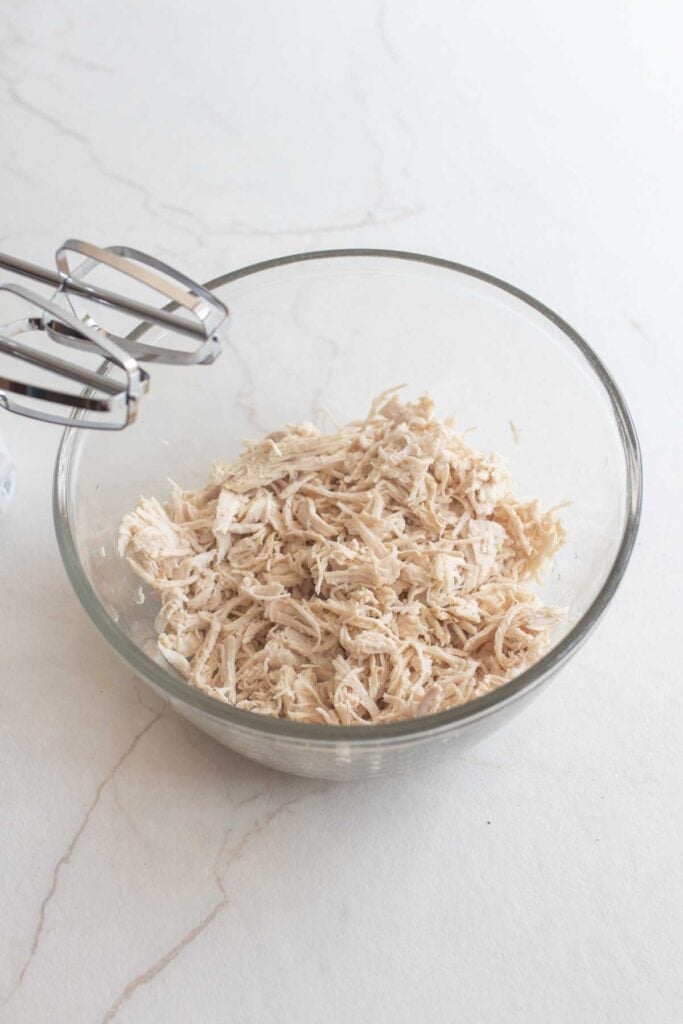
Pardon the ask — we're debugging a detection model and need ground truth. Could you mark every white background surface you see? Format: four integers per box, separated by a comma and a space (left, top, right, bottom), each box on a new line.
1, 1, 681, 1021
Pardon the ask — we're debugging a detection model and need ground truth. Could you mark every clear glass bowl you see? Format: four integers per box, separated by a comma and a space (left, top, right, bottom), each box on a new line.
54, 250, 642, 780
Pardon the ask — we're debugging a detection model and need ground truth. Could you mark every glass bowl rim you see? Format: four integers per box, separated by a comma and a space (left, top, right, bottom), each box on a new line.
53, 248, 643, 744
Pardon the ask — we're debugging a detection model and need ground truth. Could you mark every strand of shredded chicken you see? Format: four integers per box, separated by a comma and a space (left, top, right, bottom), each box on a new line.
118, 390, 566, 725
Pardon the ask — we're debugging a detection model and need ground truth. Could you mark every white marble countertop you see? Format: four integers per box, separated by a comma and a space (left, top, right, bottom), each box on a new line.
1, 1, 681, 1021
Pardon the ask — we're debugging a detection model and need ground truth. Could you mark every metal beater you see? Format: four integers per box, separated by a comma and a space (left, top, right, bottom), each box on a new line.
0, 240, 229, 430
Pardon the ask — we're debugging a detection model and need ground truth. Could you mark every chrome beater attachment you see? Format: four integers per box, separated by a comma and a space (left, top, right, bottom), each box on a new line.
0, 241, 228, 430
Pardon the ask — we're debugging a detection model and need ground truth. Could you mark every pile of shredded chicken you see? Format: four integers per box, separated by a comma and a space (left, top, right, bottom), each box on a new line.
118, 390, 566, 725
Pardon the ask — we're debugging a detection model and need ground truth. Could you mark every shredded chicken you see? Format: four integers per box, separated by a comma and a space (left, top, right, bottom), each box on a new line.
118, 390, 566, 725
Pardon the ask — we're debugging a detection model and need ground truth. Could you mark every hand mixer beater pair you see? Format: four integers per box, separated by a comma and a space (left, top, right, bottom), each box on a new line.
0, 240, 229, 430
0, 240, 228, 514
